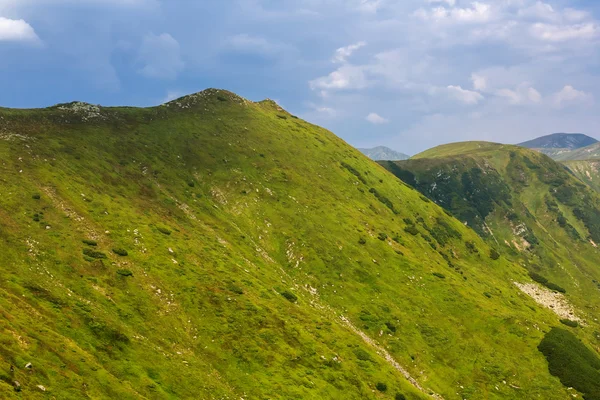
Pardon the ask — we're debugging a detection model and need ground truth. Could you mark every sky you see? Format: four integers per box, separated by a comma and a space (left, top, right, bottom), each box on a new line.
1, 0, 600, 154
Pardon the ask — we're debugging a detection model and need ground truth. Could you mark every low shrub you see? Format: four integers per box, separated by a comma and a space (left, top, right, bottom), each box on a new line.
395, 394, 407, 400
433, 272, 446, 279
538, 327, 600, 400
404, 226, 419, 236
32, 194, 41, 200
157, 226, 172, 235
490, 248, 500, 260
82, 239, 98, 246
117, 269, 133, 277
560, 319, 579, 328
377, 233, 388, 241
281, 291, 298, 303
112, 248, 128, 257
358, 237, 367, 245
83, 248, 107, 259
545, 282, 566, 293
375, 382, 387, 392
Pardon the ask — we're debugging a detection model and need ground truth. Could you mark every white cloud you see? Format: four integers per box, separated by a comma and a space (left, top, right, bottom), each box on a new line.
530, 22, 598, 41
552, 85, 593, 108
415, 2, 492, 24
445, 85, 484, 104
496, 83, 542, 105
309, 65, 369, 91
333, 41, 366, 63
366, 112, 389, 124
137, 33, 184, 79
471, 73, 487, 91
0, 17, 38, 42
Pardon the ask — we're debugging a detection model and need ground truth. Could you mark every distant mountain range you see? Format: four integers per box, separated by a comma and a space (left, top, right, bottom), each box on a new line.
358, 146, 410, 161
518, 133, 598, 150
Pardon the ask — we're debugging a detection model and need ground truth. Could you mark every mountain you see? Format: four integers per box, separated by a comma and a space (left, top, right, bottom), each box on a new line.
518, 133, 597, 150
381, 141, 600, 399
358, 146, 410, 161
0, 91, 595, 399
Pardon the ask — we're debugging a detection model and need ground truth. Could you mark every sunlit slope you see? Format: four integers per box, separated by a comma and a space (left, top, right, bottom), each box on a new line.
0, 92, 578, 399
383, 142, 600, 395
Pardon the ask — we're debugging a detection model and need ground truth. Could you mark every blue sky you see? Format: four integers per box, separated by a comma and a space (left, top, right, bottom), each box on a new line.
1, 0, 600, 154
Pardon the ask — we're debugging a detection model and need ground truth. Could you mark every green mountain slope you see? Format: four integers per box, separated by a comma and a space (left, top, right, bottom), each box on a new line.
0, 93, 587, 399
382, 142, 600, 397
549, 142, 600, 161
564, 159, 600, 193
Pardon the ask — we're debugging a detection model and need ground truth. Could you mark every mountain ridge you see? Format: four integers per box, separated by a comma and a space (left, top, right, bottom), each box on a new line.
0, 91, 595, 399
518, 133, 597, 150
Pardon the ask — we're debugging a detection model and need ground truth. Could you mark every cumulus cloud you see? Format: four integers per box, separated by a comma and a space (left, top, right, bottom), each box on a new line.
530, 22, 599, 41
333, 41, 366, 63
445, 85, 484, 104
366, 112, 389, 124
414, 2, 492, 23
309, 65, 369, 91
552, 85, 593, 108
137, 33, 184, 80
0, 17, 38, 42
496, 84, 542, 105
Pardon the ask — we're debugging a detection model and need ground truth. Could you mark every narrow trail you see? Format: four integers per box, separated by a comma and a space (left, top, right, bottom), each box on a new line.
340, 316, 445, 400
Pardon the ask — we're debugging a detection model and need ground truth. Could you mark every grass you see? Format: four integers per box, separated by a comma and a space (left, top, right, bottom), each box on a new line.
0, 89, 585, 399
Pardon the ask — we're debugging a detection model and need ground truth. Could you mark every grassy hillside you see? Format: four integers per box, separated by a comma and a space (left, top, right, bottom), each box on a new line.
0, 93, 586, 399
382, 142, 600, 397
541, 142, 600, 161
564, 159, 600, 193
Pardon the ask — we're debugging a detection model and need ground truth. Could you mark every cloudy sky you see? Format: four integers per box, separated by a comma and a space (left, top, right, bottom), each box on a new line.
1, 0, 599, 154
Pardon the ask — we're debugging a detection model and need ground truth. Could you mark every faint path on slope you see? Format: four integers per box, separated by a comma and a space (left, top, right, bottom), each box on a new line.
339, 315, 445, 400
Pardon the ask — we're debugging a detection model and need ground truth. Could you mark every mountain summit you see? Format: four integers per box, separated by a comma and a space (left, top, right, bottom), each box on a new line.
358, 146, 410, 161
518, 133, 597, 150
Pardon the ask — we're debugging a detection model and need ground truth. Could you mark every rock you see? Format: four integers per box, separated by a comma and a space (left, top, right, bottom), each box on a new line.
37, 385, 46, 391
25, 362, 32, 369
14, 381, 21, 392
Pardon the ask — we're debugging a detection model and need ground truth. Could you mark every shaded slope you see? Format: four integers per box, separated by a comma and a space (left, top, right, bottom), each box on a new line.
0, 93, 580, 399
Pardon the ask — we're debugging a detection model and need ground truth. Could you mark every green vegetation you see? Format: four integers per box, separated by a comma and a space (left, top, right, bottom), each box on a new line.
560, 319, 579, 328
0, 91, 593, 399
538, 328, 600, 400
112, 248, 129, 256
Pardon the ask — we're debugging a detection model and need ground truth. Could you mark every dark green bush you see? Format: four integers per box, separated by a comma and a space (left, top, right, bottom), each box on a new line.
112, 248, 128, 257
358, 237, 367, 245
377, 233, 388, 241
465, 241, 478, 253
281, 291, 298, 303
490, 248, 500, 260
82, 239, 98, 246
157, 226, 172, 235
395, 394, 407, 400
529, 272, 549, 285
354, 348, 371, 361
560, 319, 579, 328
276, 115, 287, 120
545, 282, 566, 293
369, 187, 396, 213
341, 162, 366, 184
117, 269, 133, 277
32, 194, 41, 200
375, 382, 387, 392
538, 328, 600, 400
433, 272, 446, 279
404, 226, 419, 236
217, 96, 227, 102
83, 248, 107, 259
385, 322, 397, 333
